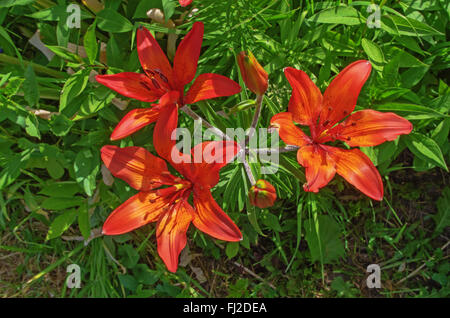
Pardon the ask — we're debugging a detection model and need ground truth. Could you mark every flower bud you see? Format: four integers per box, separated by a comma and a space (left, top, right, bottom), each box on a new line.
248, 179, 276, 208
237, 51, 268, 96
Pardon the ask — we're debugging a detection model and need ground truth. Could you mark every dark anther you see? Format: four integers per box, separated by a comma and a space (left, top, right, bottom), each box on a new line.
347, 137, 351, 141
145, 69, 155, 76
151, 78, 161, 89
323, 120, 330, 127
140, 81, 152, 91
328, 107, 333, 111
351, 122, 357, 126
158, 73, 169, 83
343, 110, 348, 115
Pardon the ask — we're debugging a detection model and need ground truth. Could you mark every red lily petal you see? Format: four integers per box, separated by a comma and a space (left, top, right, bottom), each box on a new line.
110, 107, 161, 141
319, 60, 372, 130
326, 146, 383, 201
95, 72, 162, 102
101, 145, 170, 191
193, 188, 242, 241
270, 112, 311, 147
184, 73, 241, 105
173, 22, 204, 89
328, 110, 413, 147
137, 26, 173, 84
156, 199, 193, 272
102, 191, 170, 235
185, 141, 240, 187
179, 0, 192, 6
284, 67, 323, 126
153, 92, 180, 161
297, 145, 336, 193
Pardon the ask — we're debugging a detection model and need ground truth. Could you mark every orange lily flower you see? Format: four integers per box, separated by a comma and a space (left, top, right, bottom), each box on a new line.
270, 60, 413, 200
96, 22, 241, 140
101, 140, 242, 272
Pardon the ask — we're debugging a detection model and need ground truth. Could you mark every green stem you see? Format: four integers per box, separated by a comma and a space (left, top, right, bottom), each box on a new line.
0, 53, 66, 79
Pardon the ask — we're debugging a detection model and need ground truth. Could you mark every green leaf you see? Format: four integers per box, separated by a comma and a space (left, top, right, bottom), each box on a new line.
0, 151, 30, 190
74, 149, 100, 196
46, 157, 65, 179
118, 274, 138, 291
50, 114, 74, 136
405, 133, 448, 171
261, 211, 283, 232
23, 65, 39, 107
78, 203, 91, 240
381, 15, 444, 37
46, 46, 81, 63
308, 6, 363, 25
161, 0, 175, 21
41, 196, 85, 210
225, 242, 239, 259
133, 264, 159, 285
39, 181, 82, 198
59, 69, 90, 112
0, 0, 34, 7
371, 103, 447, 120
46, 209, 78, 240
361, 38, 384, 70
304, 215, 345, 264
84, 21, 98, 64
434, 187, 450, 234
118, 244, 140, 268
97, 9, 134, 33
25, 114, 41, 139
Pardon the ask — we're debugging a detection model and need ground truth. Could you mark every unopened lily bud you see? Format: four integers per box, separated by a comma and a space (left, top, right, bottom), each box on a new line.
248, 179, 276, 208
237, 51, 268, 96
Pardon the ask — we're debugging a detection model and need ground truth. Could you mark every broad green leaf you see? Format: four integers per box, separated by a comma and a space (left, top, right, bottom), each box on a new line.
23, 65, 39, 107
25, 114, 41, 139
261, 211, 283, 232
84, 21, 98, 64
118, 244, 140, 268
381, 14, 444, 37
304, 215, 345, 264
41, 196, 85, 210
39, 181, 82, 198
74, 149, 100, 196
308, 6, 364, 25
405, 133, 448, 171
97, 9, 133, 33
46, 209, 78, 240
46, 157, 64, 179
59, 69, 90, 112
161, 0, 175, 21
225, 242, 239, 259
50, 114, 74, 136
78, 203, 91, 240
0, 151, 30, 190
361, 38, 384, 70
